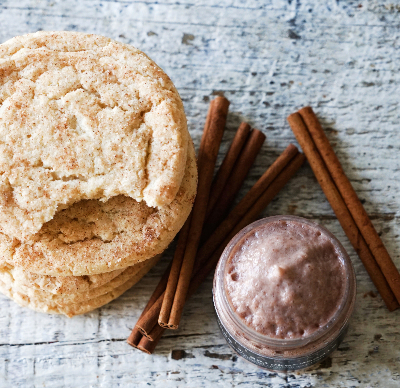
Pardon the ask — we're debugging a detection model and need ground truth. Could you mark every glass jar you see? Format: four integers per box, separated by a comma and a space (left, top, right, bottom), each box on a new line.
213, 215, 356, 371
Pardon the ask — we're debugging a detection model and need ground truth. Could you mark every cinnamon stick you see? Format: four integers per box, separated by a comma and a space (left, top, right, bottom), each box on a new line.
159, 96, 229, 330
136, 328, 165, 354
204, 128, 266, 238
145, 322, 165, 343
136, 291, 164, 338
298, 106, 400, 305
134, 148, 305, 354
127, 259, 171, 348
287, 112, 399, 311
158, 216, 192, 329
206, 122, 251, 216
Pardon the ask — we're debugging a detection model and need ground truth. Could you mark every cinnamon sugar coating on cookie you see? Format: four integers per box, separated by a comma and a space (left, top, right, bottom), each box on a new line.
0, 31, 189, 240
0, 139, 197, 276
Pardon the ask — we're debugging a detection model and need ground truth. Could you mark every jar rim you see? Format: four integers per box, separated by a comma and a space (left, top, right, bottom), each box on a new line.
214, 215, 356, 350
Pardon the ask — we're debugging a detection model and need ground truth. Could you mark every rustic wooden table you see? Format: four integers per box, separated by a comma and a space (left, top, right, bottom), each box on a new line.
1, 1, 399, 386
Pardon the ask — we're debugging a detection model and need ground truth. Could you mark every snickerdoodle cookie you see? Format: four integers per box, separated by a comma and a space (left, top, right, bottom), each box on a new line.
0, 31, 189, 240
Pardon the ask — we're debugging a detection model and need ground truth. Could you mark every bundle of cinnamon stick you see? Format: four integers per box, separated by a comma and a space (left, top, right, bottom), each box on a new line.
127, 97, 305, 353
288, 107, 400, 311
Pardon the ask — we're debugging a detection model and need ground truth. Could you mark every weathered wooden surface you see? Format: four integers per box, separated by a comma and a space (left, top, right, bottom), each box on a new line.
1, 0, 400, 386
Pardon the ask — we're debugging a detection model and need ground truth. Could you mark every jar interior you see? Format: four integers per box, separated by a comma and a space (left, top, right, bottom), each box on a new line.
217, 215, 356, 351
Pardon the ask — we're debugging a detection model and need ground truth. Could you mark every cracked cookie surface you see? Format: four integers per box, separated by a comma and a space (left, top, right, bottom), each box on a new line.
0, 139, 197, 276
0, 31, 189, 240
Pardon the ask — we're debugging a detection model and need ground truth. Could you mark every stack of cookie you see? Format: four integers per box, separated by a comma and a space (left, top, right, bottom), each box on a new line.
0, 32, 197, 317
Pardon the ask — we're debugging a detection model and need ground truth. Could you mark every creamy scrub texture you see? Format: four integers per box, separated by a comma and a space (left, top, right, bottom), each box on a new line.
224, 219, 346, 339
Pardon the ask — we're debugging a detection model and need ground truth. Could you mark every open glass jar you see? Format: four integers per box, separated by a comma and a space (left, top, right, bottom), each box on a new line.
213, 215, 356, 371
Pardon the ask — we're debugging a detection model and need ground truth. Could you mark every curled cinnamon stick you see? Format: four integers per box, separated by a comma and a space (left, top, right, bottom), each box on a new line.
158, 216, 192, 329
160, 96, 229, 330
298, 106, 400, 305
204, 128, 266, 238
136, 328, 165, 354
136, 292, 164, 339
288, 112, 399, 311
206, 122, 251, 216
145, 322, 165, 343
127, 258, 171, 348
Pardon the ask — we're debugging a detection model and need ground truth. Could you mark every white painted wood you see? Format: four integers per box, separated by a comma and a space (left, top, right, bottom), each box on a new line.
0, 0, 400, 386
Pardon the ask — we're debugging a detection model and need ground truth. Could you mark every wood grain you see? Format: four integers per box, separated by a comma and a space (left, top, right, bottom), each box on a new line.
0, 0, 399, 387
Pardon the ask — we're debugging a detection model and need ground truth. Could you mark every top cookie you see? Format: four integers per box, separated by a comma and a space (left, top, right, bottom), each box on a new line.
0, 31, 189, 240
